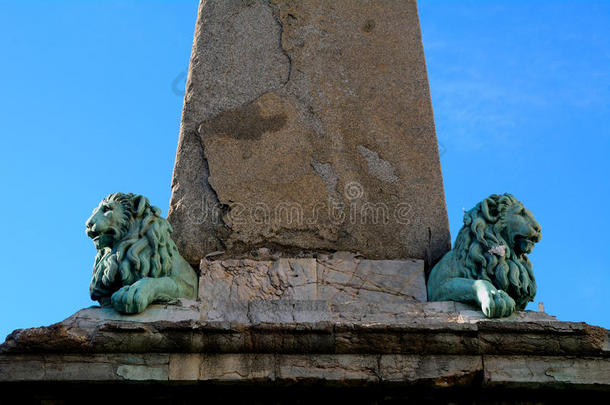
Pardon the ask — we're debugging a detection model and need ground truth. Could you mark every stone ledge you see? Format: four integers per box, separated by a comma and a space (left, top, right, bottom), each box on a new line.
1, 353, 609, 390
1, 301, 607, 357
1, 300, 608, 391
0, 353, 169, 382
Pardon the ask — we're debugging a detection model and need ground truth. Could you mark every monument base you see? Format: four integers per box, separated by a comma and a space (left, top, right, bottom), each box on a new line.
1, 256, 608, 402
1, 301, 608, 402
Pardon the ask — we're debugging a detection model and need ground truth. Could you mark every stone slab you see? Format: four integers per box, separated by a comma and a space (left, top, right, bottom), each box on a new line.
0, 353, 168, 382
318, 255, 428, 304
198, 255, 426, 322
483, 355, 610, 388
184, 353, 475, 384
168, 0, 451, 266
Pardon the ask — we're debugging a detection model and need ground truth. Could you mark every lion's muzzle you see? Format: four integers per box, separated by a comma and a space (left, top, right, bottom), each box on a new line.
86, 223, 118, 249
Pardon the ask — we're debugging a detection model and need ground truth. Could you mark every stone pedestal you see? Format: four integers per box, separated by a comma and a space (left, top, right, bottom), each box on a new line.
1, 301, 608, 403
198, 254, 427, 323
168, 0, 451, 266
2, 253, 608, 400
2, 257, 609, 399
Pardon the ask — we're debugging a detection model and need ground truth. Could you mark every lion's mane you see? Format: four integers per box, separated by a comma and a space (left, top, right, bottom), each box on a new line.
452, 194, 536, 309
89, 193, 179, 301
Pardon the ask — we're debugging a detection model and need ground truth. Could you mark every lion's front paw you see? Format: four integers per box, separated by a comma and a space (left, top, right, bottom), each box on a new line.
111, 280, 153, 314
474, 280, 516, 318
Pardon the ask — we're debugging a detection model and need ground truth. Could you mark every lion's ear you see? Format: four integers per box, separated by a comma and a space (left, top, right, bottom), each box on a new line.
132, 195, 150, 218
481, 195, 500, 222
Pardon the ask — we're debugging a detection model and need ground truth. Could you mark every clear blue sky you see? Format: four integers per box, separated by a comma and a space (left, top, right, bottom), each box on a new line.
0, 1, 608, 341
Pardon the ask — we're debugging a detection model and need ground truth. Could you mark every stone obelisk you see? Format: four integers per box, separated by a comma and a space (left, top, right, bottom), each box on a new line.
169, 0, 451, 268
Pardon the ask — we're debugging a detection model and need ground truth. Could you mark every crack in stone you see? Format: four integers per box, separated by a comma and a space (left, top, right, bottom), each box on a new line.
319, 260, 416, 298
194, 124, 228, 250
268, 1, 325, 138
268, 3, 293, 86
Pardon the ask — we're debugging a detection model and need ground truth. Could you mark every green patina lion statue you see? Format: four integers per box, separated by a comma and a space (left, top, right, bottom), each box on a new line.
427, 193, 541, 318
86, 192, 197, 314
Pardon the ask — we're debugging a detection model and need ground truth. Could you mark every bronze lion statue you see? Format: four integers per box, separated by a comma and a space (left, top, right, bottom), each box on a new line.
86, 193, 198, 314
427, 193, 541, 318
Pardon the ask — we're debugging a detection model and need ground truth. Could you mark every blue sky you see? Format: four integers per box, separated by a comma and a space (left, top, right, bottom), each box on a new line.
0, 1, 608, 341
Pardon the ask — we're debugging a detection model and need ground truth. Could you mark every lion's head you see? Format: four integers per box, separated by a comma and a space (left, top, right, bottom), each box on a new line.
452, 193, 541, 309
86, 193, 179, 305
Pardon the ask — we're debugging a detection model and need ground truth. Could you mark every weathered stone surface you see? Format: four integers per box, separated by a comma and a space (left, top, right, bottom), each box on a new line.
278, 354, 379, 383
199, 255, 426, 322
199, 258, 316, 304
169, 353, 201, 381
3, 352, 609, 391
2, 300, 607, 359
484, 356, 610, 388
318, 255, 427, 303
169, 0, 451, 266
0, 353, 168, 382
379, 355, 482, 384
200, 354, 276, 381
74, 299, 201, 324
1, 300, 608, 392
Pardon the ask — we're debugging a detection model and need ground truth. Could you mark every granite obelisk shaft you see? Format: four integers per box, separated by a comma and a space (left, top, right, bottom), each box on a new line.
169, 0, 451, 267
